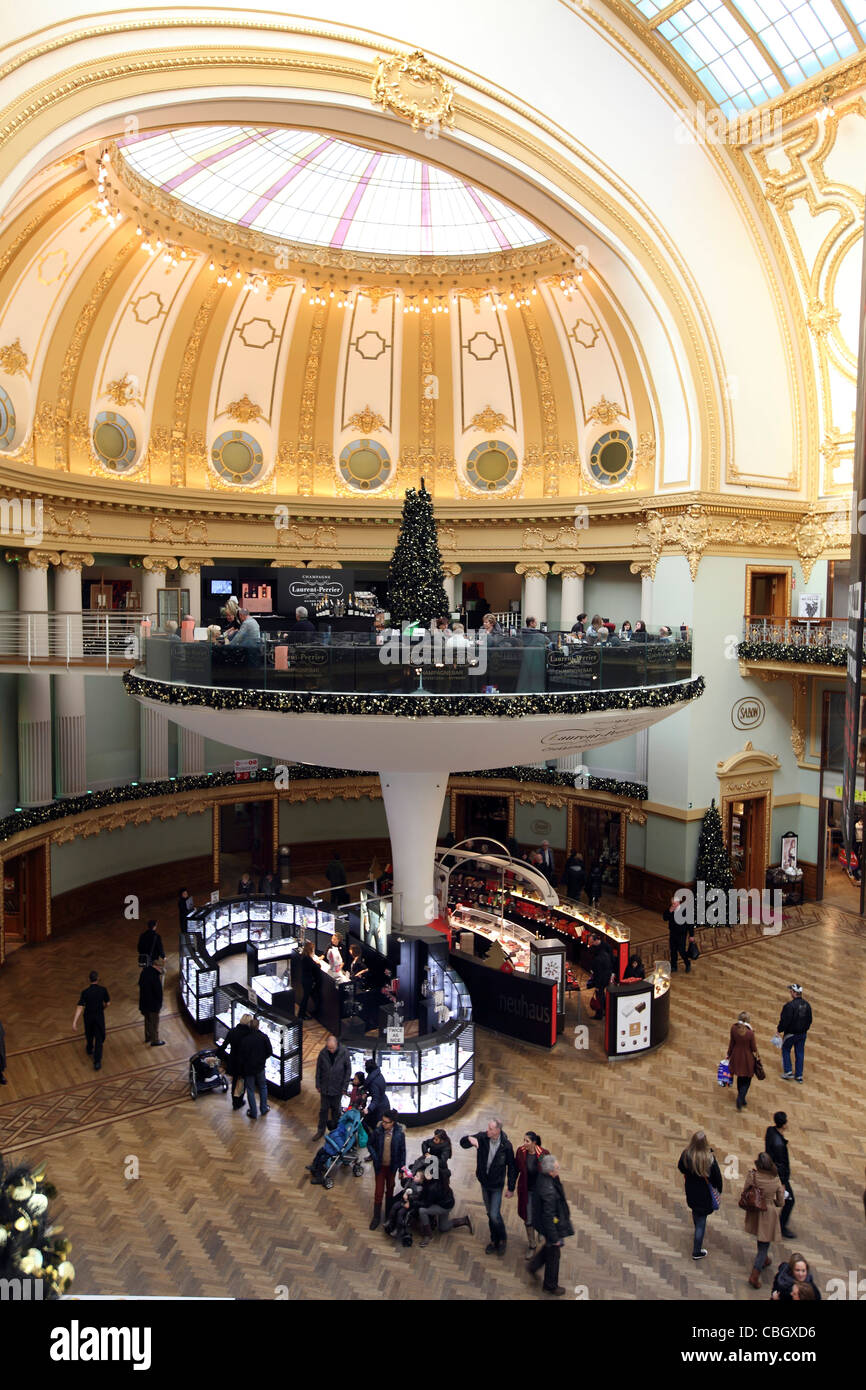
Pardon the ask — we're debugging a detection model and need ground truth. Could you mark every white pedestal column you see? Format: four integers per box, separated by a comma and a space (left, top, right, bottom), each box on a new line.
18, 673, 52, 805
515, 563, 549, 626
179, 558, 212, 629
18, 553, 53, 658
553, 562, 595, 629
442, 564, 461, 613
55, 672, 87, 796
179, 727, 205, 776
379, 770, 447, 928
54, 553, 93, 660
630, 563, 653, 627
141, 557, 177, 624
140, 704, 169, 782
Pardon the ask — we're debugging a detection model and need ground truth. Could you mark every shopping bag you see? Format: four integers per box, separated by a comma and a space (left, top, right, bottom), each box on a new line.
717, 1058, 733, 1087
688, 939, 700, 961
771, 1033, 783, 1049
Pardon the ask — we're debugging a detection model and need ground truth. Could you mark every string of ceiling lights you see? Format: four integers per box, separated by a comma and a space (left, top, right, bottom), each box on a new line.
95, 152, 584, 306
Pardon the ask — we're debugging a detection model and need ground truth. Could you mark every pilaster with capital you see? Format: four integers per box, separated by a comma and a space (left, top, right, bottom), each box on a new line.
179, 557, 213, 627
17, 550, 59, 658
55, 552, 94, 659
629, 562, 654, 626
140, 555, 178, 618
18, 672, 52, 806
442, 563, 462, 610
515, 562, 549, 625
552, 561, 595, 627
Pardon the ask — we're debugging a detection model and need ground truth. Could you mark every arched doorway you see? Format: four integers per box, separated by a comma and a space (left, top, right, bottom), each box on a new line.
716, 743, 781, 894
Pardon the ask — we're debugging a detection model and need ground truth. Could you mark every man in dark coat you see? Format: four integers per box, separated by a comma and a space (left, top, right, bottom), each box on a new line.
138, 960, 165, 1047
362, 1058, 389, 1131
137, 919, 165, 965
528, 1154, 573, 1295
663, 891, 694, 972
325, 849, 348, 907
237, 872, 254, 896
778, 983, 812, 1082
459, 1118, 518, 1255
73, 970, 111, 1070
237, 1016, 273, 1119
312, 1034, 351, 1140
177, 890, 193, 932
765, 1110, 796, 1238
537, 841, 556, 884
220, 1013, 253, 1110
585, 935, 614, 1018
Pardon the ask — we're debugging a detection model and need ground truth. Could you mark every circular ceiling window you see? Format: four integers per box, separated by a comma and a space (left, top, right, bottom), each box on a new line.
92, 411, 137, 472
339, 438, 390, 491
589, 429, 634, 487
0, 386, 15, 450
465, 439, 518, 491
211, 429, 265, 486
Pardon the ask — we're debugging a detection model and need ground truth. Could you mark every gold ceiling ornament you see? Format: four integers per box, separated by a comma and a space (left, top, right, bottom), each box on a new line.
225, 394, 264, 424
468, 405, 507, 433
173, 279, 223, 489
346, 404, 386, 435
149, 517, 207, 546
635, 506, 711, 581
57, 550, 95, 571
0, 338, 28, 376
141, 553, 179, 573
587, 396, 627, 426
806, 299, 841, 339
371, 50, 456, 132
419, 305, 436, 457
42, 503, 91, 539
543, 450, 560, 499
104, 373, 140, 407
520, 306, 559, 458
635, 432, 656, 468
143, 425, 171, 480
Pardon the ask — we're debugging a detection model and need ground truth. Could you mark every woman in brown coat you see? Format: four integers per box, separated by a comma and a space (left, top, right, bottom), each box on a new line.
727, 1011, 759, 1111
744, 1151, 786, 1288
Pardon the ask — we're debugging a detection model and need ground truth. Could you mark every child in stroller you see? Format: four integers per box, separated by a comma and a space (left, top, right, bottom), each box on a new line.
308, 1106, 367, 1189
188, 1048, 229, 1100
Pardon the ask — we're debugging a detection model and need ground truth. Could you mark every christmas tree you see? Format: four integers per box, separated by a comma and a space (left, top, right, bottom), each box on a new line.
387, 479, 450, 625
0, 1156, 75, 1298
695, 798, 736, 924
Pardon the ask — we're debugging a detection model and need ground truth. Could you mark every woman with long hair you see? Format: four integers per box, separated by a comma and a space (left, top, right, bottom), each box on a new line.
298, 939, 323, 1021
677, 1130, 723, 1260
743, 1152, 786, 1289
727, 1010, 760, 1111
771, 1252, 822, 1301
516, 1130, 548, 1257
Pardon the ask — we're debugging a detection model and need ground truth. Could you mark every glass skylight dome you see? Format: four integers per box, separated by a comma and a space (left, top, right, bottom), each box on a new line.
629, 0, 865, 116
117, 127, 550, 257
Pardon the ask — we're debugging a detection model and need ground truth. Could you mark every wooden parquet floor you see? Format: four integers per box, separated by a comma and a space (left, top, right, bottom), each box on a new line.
1, 895, 864, 1301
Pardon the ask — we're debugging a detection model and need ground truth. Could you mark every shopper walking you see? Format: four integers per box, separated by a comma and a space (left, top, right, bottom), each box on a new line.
220, 1012, 253, 1111
0, 1015, 6, 1084
771, 1253, 822, 1301
727, 1011, 760, 1110
459, 1118, 517, 1256
677, 1130, 723, 1260
526, 1155, 573, 1296
777, 983, 812, 1083
312, 1034, 351, 1140
664, 892, 694, 973
368, 1110, 406, 1230
137, 918, 165, 966
72, 970, 111, 1071
516, 1131, 548, 1258
587, 861, 603, 907
742, 1152, 785, 1288
138, 959, 166, 1047
764, 1111, 797, 1238
237, 1017, 272, 1120
298, 939, 323, 1020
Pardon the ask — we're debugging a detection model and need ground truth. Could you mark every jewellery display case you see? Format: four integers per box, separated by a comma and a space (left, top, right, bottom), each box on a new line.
179, 932, 217, 1025
214, 982, 302, 1098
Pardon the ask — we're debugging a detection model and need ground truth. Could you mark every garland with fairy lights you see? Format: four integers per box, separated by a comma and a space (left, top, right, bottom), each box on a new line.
0, 759, 653, 845
737, 640, 845, 667
0, 1158, 74, 1298
122, 669, 704, 720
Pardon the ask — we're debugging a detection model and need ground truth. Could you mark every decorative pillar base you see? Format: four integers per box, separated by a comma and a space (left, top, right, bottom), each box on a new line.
379, 770, 448, 929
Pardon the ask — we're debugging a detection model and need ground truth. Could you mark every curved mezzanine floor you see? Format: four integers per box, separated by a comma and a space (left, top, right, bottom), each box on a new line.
0, 893, 863, 1301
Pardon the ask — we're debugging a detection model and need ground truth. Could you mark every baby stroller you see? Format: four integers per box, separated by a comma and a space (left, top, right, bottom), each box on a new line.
309, 1107, 367, 1188
188, 1048, 229, 1101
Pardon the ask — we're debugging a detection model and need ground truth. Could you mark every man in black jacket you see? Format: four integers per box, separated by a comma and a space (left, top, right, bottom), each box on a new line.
459, 1118, 517, 1255
137, 919, 165, 966
138, 961, 165, 1047
177, 890, 193, 933
527, 1154, 573, 1295
585, 935, 614, 1018
663, 892, 694, 973
765, 1110, 796, 1238
221, 1014, 253, 1110
237, 1017, 273, 1119
313, 1034, 351, 1140
72, 970, 111, 1070
778, 983, 812, 1082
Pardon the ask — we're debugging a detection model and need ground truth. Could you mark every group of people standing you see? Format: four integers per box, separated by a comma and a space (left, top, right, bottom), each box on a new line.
71, 917, 167, 1071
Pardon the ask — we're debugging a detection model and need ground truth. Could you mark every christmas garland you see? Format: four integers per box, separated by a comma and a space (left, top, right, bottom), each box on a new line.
462, 766, 647, 800
0, 1158, 74, 1298
122, 669, 704, 720
737, 640, 845, 667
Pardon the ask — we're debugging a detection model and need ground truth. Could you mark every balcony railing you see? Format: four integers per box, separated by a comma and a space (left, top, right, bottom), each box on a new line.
0, 612, 150, 668
740, 617, 846, 666
140, 628, 692, 696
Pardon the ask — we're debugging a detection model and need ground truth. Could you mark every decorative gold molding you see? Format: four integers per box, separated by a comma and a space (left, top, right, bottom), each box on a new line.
104, 373, 141, 408
468, 405, 508, 433
0, 338, 29, 377
587, 395, 626, 426
371, 49, 455, 132
345, 404, 386, 435
173, 279, 223, 488
58, 551, 94, 571
178, 556, 214, 575
150, 516, 207, 545
520, 305, 559, 497
224, 393, 264, 424
141, 553, 179, 572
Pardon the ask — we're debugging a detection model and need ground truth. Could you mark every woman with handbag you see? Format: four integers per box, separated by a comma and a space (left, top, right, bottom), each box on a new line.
741, 1151, 785, 1288
677, 1130, 723, 1260
727, 1011, 761, 1111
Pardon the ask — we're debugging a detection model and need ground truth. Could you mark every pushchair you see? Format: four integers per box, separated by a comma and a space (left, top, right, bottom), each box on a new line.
188, 1048, 229, 1101
308, 1107, 367, 1188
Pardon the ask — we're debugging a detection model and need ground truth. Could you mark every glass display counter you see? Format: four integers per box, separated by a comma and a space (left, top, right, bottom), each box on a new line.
214, 983, 301, 1098
179, 932, 217, 1025
501, 887, 630, 976
604, 961, 670, 1057
449, 905, 534, 973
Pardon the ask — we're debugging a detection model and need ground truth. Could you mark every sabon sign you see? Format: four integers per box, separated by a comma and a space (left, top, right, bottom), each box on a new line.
732, 697, 765, 731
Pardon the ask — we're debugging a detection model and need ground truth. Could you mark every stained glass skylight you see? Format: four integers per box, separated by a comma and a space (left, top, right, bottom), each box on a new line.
117, 127, 550, 257
623, 0, 864, 116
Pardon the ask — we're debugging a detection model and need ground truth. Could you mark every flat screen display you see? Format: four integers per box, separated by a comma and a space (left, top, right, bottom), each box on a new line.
210, 579, 233, 596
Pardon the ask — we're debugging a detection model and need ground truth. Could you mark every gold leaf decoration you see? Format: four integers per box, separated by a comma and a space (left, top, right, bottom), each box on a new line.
371, 50, 455, 132
0, 338, 28, 376
346, 404, 386, 435
104, 373, 140, 407
587, 396, 626, 426
225, 394, 264, 424
468, 405, 507, 433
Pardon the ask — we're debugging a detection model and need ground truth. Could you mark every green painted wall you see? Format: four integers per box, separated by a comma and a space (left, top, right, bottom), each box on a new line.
514, 799, 567, 851
83, 676, 140, 786
51, 811, 211, 897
